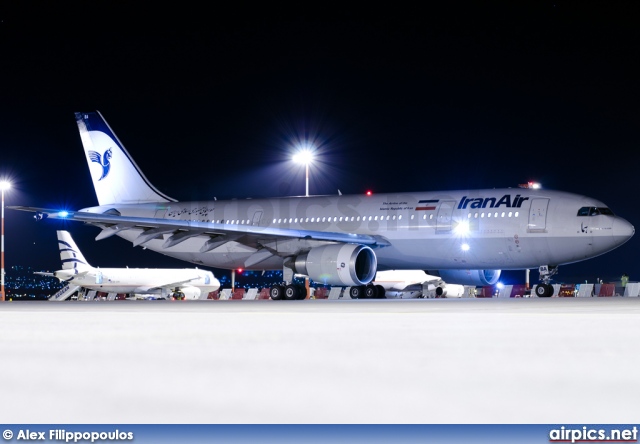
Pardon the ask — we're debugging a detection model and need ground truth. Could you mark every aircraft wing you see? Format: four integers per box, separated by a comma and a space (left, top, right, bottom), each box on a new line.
9, 206, 390, 249
33, 271, 55, 277
137, 276, 203, 292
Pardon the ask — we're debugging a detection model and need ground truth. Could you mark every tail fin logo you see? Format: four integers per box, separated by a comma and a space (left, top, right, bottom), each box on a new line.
88, 148, 113, 180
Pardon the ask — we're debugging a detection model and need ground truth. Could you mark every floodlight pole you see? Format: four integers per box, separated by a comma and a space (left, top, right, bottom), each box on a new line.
1, 186, 5, 302
305, 162, 309, 197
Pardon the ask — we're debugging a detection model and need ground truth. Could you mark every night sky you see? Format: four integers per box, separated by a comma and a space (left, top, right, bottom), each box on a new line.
1, 3, 638, 284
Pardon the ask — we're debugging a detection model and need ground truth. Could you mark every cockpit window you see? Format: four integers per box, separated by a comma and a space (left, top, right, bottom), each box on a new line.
577, 207, 615, 216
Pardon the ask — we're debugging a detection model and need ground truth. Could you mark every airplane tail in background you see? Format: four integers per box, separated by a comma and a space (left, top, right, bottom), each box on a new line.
57, 230, 92, 272
75, 111, 175, 206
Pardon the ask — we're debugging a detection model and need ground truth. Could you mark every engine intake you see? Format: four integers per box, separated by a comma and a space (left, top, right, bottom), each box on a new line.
291, 244, 377, 286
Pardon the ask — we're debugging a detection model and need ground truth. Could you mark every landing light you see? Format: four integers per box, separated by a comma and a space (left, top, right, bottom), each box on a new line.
453, 220, 470, 235
496, 282, 504, 289
460, 243, 470, 251
58, 211, 69, 218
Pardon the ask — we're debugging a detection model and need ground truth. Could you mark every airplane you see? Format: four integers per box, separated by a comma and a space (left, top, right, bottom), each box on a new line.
372, 270, 467, 298
37, 230, 220, 300
10, 111, 635, 299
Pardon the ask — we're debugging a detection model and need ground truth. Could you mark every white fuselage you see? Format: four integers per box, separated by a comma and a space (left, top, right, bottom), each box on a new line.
82, 188, 634, 272
56, 268, 219, 296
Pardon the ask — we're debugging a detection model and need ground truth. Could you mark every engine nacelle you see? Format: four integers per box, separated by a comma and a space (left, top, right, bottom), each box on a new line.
426, 269, 501, 286
175, 286, 202, 300
291, 244, 377, 286
435, 284, 465, 298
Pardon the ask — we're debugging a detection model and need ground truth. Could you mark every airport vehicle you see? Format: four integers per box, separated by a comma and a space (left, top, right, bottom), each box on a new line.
37, 230, 220, 300
12, 111, 635, 298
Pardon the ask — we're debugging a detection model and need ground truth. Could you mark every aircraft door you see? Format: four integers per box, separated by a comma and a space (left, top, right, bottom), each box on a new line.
154, 209, 167, 219
528, 198, 549, 232
252, 211, 263, 226
436, 200, 456, 233
96, 271, 103, 285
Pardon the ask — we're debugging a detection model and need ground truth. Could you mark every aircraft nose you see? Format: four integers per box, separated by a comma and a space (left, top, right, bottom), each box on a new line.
613, 217, 635, 244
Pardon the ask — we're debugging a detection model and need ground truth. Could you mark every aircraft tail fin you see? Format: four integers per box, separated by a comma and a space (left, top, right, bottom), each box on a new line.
57, 230, 92, 272
75, 111, 175, 206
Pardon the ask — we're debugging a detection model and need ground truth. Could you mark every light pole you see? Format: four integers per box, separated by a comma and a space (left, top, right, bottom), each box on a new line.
292, 149, 314, 197
0, 181, 10, 302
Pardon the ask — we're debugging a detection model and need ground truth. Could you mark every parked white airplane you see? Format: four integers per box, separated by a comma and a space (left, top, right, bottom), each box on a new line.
372, 270, 467, 298
12, 111, 635, 299
38, 230, 220, 300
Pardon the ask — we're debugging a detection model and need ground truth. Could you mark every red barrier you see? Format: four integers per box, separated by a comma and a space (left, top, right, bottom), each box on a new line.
598, 283, 616, 297
231, 289, 246, 300
558, 284, 576, 297
314, 288, 329, 299
510, 284, 528, 298
257, 288, 271, 300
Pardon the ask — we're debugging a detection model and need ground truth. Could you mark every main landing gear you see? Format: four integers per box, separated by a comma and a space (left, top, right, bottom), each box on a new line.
269, 284, 307, 300
349, 284, 386, 299
535, 265, 558, 297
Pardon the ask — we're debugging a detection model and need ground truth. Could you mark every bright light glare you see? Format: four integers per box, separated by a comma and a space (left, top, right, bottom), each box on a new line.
58, 211, 69, 218
530, 182, 541, 189
460, 243, 470, 251
453, 220, 470, 235
496, 282, 504, 289
292, 149, 314, 165
0, 181, 11, 191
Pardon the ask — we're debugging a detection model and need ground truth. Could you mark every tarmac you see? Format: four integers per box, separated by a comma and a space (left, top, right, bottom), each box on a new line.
0, 298, 639, 424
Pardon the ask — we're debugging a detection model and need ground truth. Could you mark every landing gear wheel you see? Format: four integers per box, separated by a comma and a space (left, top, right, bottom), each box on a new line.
375, 285, 386, 299
364, 284, 377, 299
284, 284, 300, 300
535, 284, 554, 297
296, 284, 307, 300
350, 286, 364, 299
270, 285, 285, 300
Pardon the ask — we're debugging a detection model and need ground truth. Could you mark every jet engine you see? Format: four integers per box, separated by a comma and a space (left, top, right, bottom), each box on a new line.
435, 283, 465, 298
426, 269, 501, 286
290, 244, 377, 286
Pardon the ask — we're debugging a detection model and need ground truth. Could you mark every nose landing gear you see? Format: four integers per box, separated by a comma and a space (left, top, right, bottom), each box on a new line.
536, 265, 558, 297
